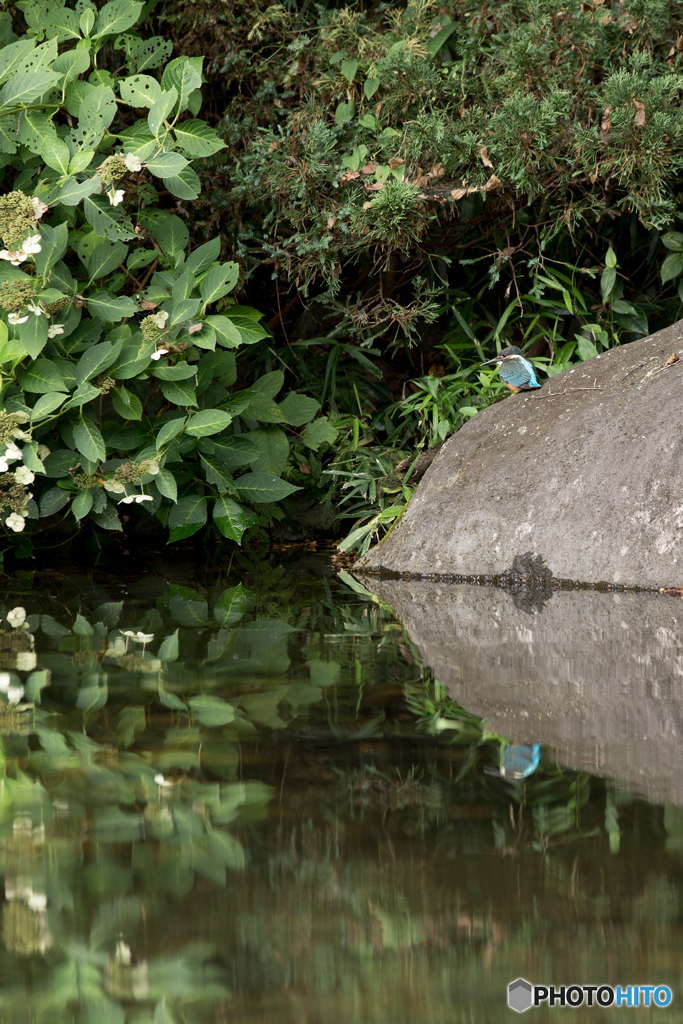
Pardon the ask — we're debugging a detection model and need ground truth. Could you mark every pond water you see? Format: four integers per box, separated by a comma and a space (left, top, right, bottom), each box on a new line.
0, 555, 682, 1023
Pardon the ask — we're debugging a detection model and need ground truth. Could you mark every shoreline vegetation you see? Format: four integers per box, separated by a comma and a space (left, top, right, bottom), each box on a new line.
0, 0, 679, 567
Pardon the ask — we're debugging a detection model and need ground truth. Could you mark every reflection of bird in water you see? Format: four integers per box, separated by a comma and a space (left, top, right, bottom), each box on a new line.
481, 346, 542, 392
486, 744, 542, 780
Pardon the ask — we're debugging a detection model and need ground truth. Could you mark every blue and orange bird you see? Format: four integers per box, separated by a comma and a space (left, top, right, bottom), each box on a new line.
481, 345, 542, 393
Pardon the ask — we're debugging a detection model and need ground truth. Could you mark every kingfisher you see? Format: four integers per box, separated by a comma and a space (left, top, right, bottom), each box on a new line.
481, 345, 542, 392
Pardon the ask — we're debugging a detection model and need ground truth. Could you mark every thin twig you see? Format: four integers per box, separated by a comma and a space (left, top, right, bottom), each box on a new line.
536, 380, 605, 398
616, 360, 648, 385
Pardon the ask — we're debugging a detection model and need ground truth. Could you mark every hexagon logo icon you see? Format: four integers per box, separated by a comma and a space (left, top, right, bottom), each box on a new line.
508, 978, 533, 1013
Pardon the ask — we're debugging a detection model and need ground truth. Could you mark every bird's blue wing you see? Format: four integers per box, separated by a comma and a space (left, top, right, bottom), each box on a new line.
500, 356, 540, 388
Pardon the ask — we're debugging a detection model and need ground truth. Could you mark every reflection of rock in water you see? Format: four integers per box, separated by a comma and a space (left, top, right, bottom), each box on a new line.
508, 553, 554, 614
363, 577, 683, 806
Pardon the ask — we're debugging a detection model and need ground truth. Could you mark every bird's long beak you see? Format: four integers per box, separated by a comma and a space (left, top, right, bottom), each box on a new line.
481, 356, 502, 366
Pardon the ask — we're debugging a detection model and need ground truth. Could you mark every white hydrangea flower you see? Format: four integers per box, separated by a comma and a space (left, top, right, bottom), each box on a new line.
118, 495, 135, 504
150, 348, 169, 361
7, 313, 28, 325
0, 460, 8, 473
36, 444, 50, 461
6, 607, 26, 629
47, 324, 64, 338
135, 494, 152, 503
14, 466, 34, 485
5, 513, 25, 532
26, 300, 43, 316
5, 444, 22, 461
21, 235, 42, 255
152, 311, 169, 329
0, 673, 9, 691
124, 153, 143, 172
107, 188, 125, 207
31, 198, 49, 219
123, 630, 155, 644
0, 250, 26, 266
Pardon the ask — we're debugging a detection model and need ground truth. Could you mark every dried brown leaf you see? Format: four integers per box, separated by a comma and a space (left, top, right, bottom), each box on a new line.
361, 161, 378, 175
483, 173, 502, 191
140, 298, 158, 310
633, 99, 645, 126
388, 157, 405, 170
326, 215, 337, 228
451, 188, 467, 200
479, 145, 494, 169
340, 171, 361, 182
188, 323, 203, 335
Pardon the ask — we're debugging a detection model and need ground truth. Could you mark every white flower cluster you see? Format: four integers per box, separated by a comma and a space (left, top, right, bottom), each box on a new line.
8, 299, 64, 335
0, 197, 47, 266
0, 440, 49, 532
105, 152, 143, 207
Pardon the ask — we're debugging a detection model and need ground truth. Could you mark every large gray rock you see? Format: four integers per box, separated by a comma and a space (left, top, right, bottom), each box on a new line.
360, 322, 683, 586
365, 577, 683, 805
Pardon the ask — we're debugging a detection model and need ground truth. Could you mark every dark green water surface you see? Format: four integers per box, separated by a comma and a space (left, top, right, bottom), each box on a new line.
0, 555, 681, 1023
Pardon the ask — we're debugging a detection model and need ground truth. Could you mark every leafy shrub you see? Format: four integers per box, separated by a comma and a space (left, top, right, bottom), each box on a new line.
0, 0, 341, 551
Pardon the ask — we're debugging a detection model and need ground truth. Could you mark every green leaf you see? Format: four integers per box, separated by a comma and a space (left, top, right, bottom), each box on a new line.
341, 58, 358, 82
162, 166, 201, 201
92, 501, 122, 531
34, 222, 68, 276
335, 101, 356, 125
53, 44, 91, 85
127, 248, 156, 271
168, 494, 207, 542
247, 427, 289, 476
228, 315, 269, 345
245, 393, 285, 423
187, 237, 221, 275
93, 0, 143, 38
72, 489, 94, 521
18, 315, 49, 360
161, 56, 202, 113
126, 35, 173, 74
30, 392, 68, 421
201, 434, 259, 470
154, 215, 189, 258
200, 263, 239, 305
75, 339, 124, 384
148, 86, 178, 136
151, 362, 197, 381
174, 120, 226, 158
426, 21, 457, 57
88, 292, 137, 321
576, 334, 598, 361
155, 417, 185, 448
303, 416, 338, 450
172, 269, 195, 301
188, 694, 235, 727
158, 629, 179, 661
214, 585, 247, 625
662, 232, 683, 252
40, 486, 70, 517
600, 266, 616, 301
363, 77, 380, 99
250, 370, 284, 399
57, 175, 101, 206
76, 85, 117, 145
20, 357, 63, 393
235, 472, 300, 503
119, 73, 161, 109
278, 392, 320, 426
112, 387, 143, 420
155, 467, 177, 502
199, 452, 235, 492
185, 409, 233, 437
110, 341, 152, 379
73, 416, 106, 463
206, 315, 242, 348
160, 378, 197, 406
40, 135, 70, 174
87, 240, 128, 279
661, 251, 683, 284
0, 69, 61, 106
63, 382, 100, 410
83, 196, 136, 241
213, 495, 253, 543
168, 297, 200, 327
146, 152, 189, 177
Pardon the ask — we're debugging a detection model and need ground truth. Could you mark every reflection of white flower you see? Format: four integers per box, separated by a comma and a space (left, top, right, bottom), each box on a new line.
32, 197, 49, 220
6, 513, 25, 532
107, 188, 125, 207
47, 324, 64, 338
152, 310, 169, 329
150, 348, 169, 361
154, 773, 172, 788
116, 940, 132, 965
14, 466, 34, 485
6, 684, 24, 706
7, 313, 28, 325
15, 652, 36, 672
7, 607, 26, 629
105, 636, 127, 658
124, 153, 143, 172
122, 631, 155, 643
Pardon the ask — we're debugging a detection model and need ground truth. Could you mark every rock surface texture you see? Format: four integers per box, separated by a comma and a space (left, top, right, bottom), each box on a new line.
366, 578, 683, 805
360, 323, 683, 586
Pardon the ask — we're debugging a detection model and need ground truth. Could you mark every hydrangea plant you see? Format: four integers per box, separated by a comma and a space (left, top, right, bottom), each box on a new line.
0, 0, 328, 548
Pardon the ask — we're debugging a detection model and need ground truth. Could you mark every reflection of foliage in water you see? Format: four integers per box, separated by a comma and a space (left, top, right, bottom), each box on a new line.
0, 562, 676, 1020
